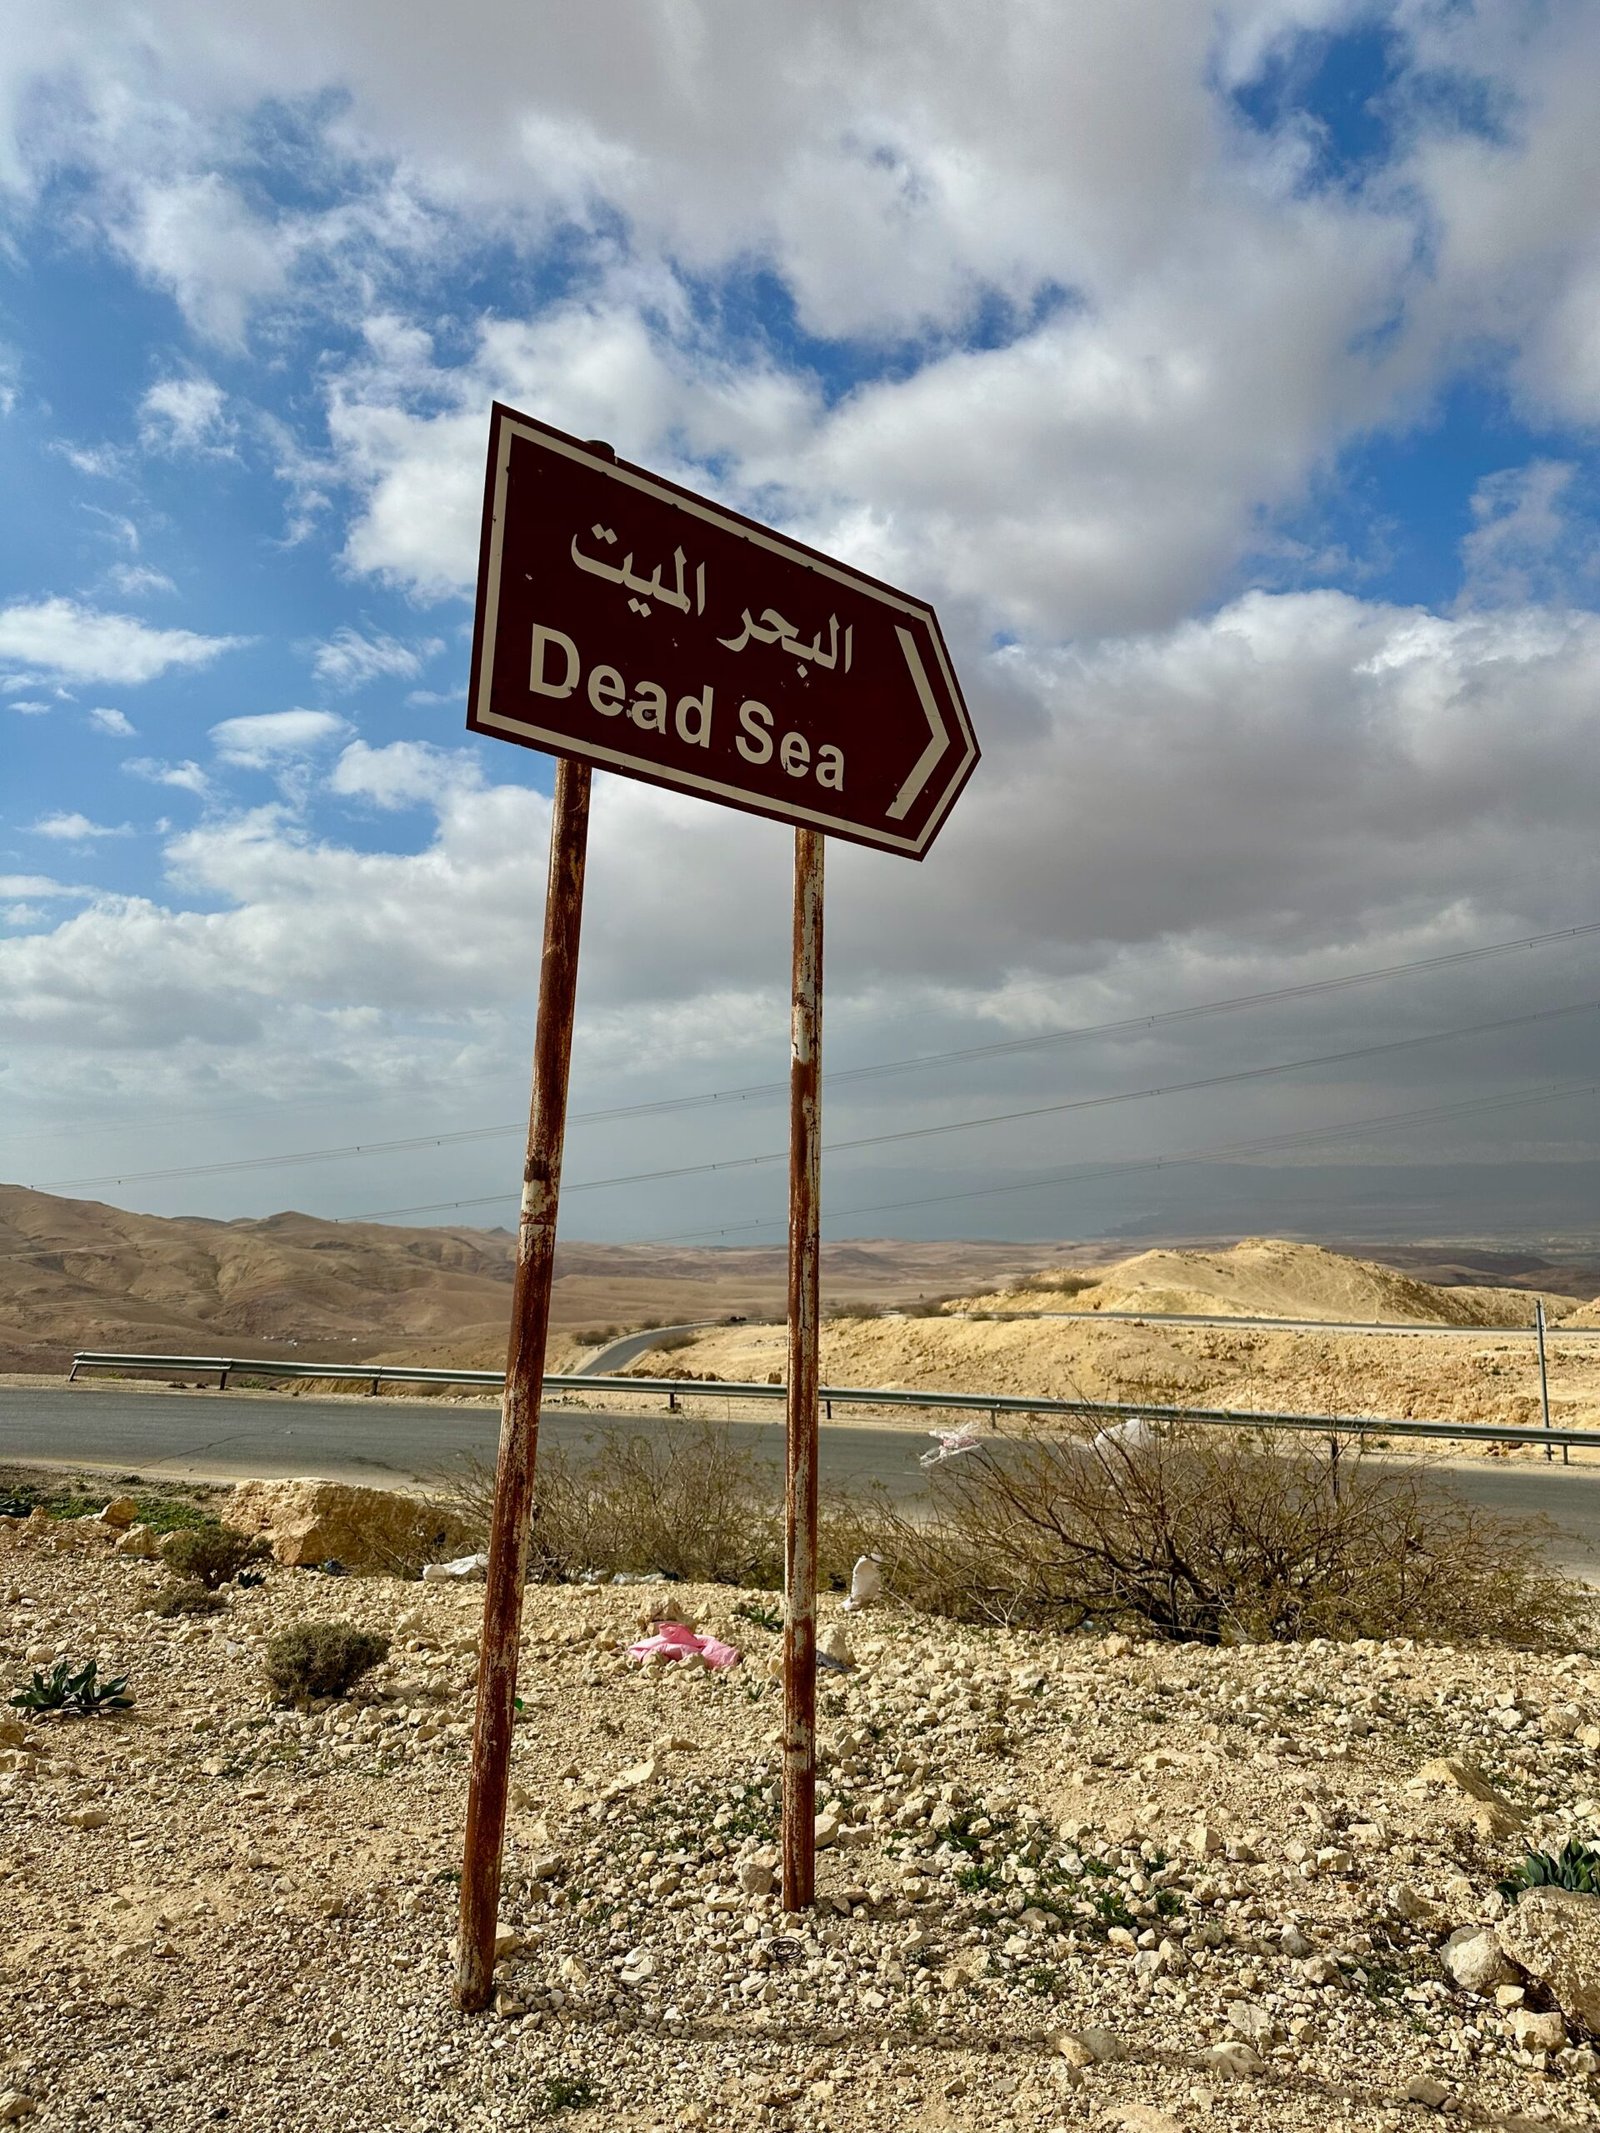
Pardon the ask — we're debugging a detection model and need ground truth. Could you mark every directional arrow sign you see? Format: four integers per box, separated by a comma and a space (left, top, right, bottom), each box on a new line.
467, 403, 978, 858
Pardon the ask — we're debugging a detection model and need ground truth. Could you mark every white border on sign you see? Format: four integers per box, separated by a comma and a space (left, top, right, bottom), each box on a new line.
473, 415, 978, 859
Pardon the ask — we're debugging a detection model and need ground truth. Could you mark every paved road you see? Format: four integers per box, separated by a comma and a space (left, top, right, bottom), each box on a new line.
6, 1382, 1600, 1574
0, 1382, 928, 1501
577, 1323, 722, 1374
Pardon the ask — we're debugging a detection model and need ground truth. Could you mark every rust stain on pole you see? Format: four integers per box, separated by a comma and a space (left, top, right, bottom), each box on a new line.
783, 826, 824, 1913
456, 757, 592, 2012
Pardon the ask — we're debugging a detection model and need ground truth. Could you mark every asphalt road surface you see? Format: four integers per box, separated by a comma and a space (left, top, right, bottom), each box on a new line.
6, 1382, 1600, 1575
577, 1324, 721, 1374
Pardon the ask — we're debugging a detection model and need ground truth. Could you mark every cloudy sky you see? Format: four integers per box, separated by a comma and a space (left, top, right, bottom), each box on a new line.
2, 1, 1598, 1248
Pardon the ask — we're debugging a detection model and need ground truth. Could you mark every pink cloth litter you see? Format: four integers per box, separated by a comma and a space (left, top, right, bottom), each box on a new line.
626, 1621, 742, 1670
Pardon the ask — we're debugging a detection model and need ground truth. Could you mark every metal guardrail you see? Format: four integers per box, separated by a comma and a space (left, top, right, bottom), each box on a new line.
64, 1348, 1600, 1454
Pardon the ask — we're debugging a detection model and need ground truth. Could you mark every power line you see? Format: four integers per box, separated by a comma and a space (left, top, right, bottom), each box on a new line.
352, 999, 1597, 1220
31, 918, 1600, 1193
641, 1079, 1600, 1244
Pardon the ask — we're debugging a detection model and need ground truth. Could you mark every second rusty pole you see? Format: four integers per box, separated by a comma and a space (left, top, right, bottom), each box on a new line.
457, 756, 592, 2011
783, 826, 824, 1912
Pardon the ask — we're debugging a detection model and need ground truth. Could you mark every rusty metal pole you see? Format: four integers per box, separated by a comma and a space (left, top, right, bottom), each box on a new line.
456, 756, 592, 2013
783, 826, 824, 1912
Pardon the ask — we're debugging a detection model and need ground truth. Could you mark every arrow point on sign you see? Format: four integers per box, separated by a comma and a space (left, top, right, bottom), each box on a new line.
886, 626, 951, 821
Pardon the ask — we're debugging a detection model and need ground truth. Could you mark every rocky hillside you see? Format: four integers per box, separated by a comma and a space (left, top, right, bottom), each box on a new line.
5, 1498, 1600, 2128
0, 1184, 1051, 1374
953, 1238, 1590, 1326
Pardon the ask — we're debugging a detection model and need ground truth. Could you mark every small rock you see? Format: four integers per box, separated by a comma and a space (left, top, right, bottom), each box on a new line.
620, 1948, 657, 1987
1113, 2110, 1185, 2133
66, 1806, 109, 1830
1512, 2007, 1566, 2052
97, 1497, 140, 1529
1442, 1926, 1521, 1996
1402, 2072, 1452, 2110
1192, 1822, 1224, 1858
1279, 1922, 1314, 1958
738, 1855, 776, 1897
113, 1525, 160, 1559
0, 2100, 37, 2126
1498, 1887, 1600, 2031
813, 1811, 840, 1850
1203, 2042, 1263, 2078
1052, 2026, 1123, 2066
1227, 2000, 1274, 2046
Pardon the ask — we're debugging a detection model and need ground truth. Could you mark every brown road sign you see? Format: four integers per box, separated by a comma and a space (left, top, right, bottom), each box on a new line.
467, 403, 978, 858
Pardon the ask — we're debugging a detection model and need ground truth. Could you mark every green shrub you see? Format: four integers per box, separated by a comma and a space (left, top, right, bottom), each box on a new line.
264, 1622, 390, 1707
161, 1523, 271, 1590
151, 1581, 226, 1619
1501, 1839, 1600, 1903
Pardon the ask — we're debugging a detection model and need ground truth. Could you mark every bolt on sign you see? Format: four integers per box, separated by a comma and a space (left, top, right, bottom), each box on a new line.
455, 404, 977, 2014
467, 404, 977, 854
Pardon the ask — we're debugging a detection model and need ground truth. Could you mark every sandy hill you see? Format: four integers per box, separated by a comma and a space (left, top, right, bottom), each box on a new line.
0, 1184, 1054, 1375
950, 1237, 1583, 1327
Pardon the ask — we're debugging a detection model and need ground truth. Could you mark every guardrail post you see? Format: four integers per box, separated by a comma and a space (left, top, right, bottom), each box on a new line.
219, 1366, 230, 1390
457, 757, 592, 2014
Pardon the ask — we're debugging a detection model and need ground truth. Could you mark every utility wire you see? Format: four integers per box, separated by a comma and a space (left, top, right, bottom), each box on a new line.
353, 999, 1598, 1220
641, 1078, 1600, 1244
31, 919, 1600, 1193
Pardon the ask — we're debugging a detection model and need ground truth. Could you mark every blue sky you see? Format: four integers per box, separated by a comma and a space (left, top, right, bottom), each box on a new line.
3, 2, 1599, 1245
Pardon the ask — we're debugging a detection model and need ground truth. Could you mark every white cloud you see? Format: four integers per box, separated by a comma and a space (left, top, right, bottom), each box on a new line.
31, 811, 131, 842
310, 627, 444, 690
0, 598, 246, 685
209, 709, 350, 767
125, 757, 210, 798
138, 373, 233, 454
1459, 461, 1599, 610
87, 705, 136, 737
7, 698, 50, 715
328, 738, 476, 810
0, 874, 92, 899
106, 563, 178, 599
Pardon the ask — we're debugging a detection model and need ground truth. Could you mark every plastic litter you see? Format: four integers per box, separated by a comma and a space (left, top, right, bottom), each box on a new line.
920, 1425, 983, 1468
626, 1621, 741, 1670
420, 1551, 490, 1582
1089, 1414, 1161, 1460
842, 1553, 883, 1612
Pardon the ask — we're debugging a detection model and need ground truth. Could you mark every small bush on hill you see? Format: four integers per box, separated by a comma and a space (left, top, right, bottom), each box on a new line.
264, 1623, 390, 1707
150, 1581, 226, 1619
162, 1524, 272, 1590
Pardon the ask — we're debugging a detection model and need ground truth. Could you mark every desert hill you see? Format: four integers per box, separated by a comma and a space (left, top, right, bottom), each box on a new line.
0, 1184, 1056, 1375
950, 1237, 1585, 1327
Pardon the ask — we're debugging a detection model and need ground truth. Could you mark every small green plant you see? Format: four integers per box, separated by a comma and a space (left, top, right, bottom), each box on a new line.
162, 1523, 271, 1590
533, 2074, 594, 2119
9, 1658, 133, 1716
263, 1622, 391, 1707
953, 1860, 1002, 1893
151, 1580, 227, 1619
732, 1600, 782, 1633
1500, 1838, 1600, 1903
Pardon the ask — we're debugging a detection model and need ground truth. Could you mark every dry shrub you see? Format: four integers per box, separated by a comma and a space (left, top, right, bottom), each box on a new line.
853, 1424, 1582, 1645
161, 1523, 271, 1590
264, 1623, 390, 1706
445, 1426, 798, 1587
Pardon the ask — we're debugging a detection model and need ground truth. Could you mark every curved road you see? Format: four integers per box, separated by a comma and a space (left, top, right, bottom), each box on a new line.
4, 1381, 1599, 1578
577, 1323, 722, 1374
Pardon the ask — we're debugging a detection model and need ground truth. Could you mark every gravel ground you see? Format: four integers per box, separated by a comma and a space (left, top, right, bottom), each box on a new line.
6, 1512, 1600, 2131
